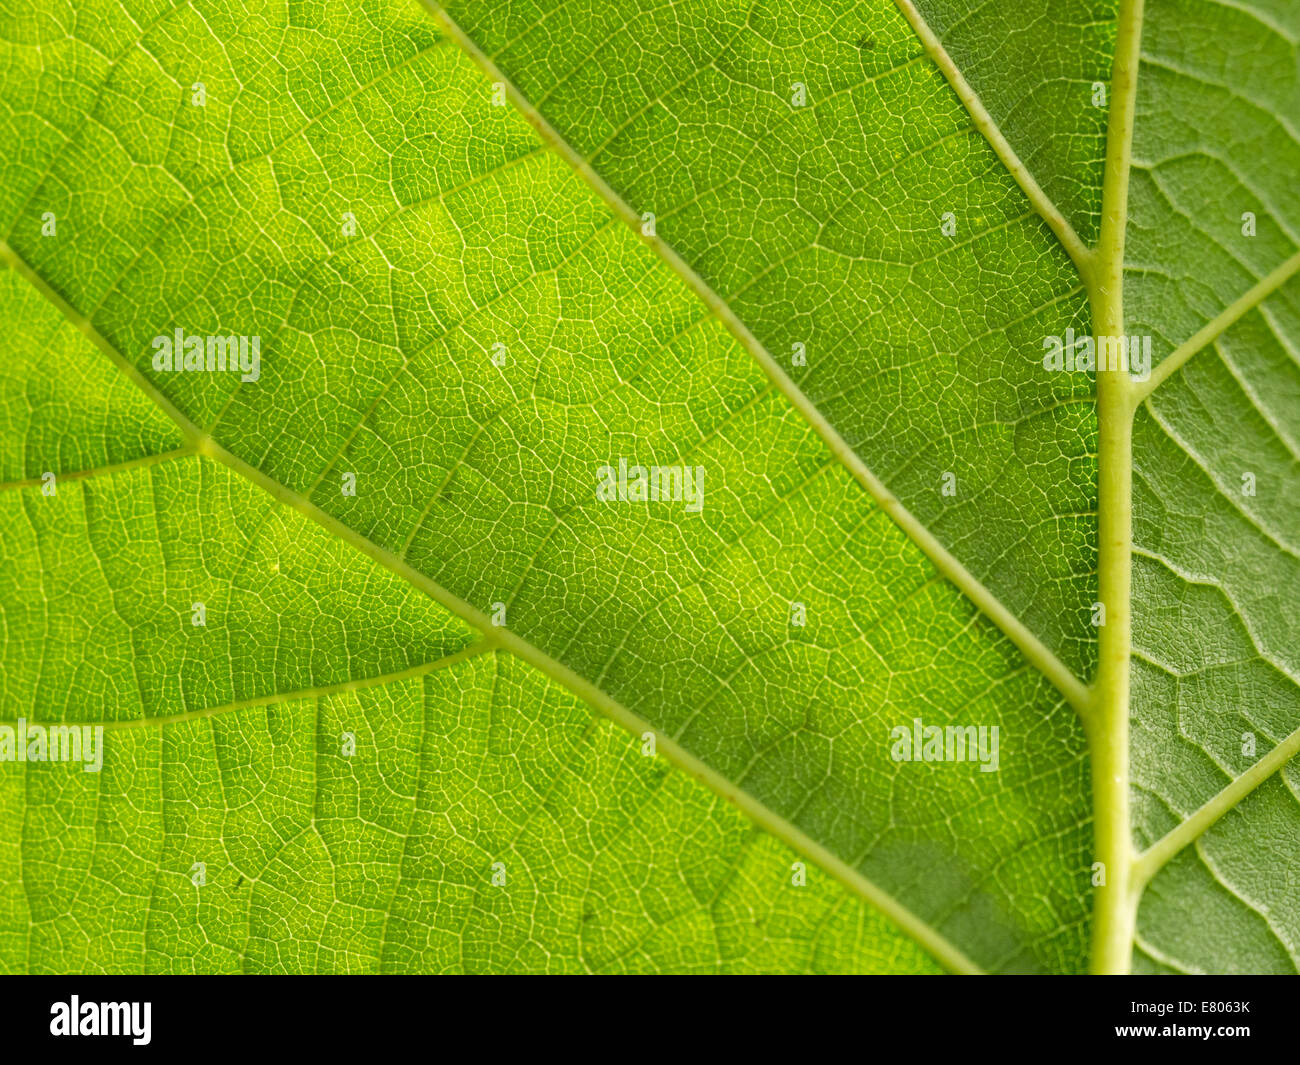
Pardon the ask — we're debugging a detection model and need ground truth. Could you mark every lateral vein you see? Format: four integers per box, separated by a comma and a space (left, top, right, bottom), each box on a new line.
891, 0, 1095, 276
0, 239, 984, 977
418, 3, 1092, 720
0, 642, 496, 732
1132, 250, 1300, 403
0, 446, 193, 494
1133, 722, 1300, 887
0, 444, 195, 496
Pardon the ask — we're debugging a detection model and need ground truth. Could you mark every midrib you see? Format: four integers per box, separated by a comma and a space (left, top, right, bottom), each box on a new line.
904, 0, 1293, 974
895, 0, 1300, 975
415, 0, 1145, 976
421, 0, 1122, 974
892, 0, 1145, 975
1085, 0, 1145, 975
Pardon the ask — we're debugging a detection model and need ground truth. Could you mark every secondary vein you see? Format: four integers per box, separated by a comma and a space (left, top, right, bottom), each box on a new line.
1133, 722, 1300, 888
420, 1, 1093, 720
0, 446, 193, 494
891, 0, 1095, 278
0, 642, 495, 731
1132, 250, 1300, 403
0, 238, 984, 977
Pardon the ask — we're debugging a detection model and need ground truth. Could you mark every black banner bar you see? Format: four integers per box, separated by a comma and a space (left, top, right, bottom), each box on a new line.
2, 974, 1291, 1054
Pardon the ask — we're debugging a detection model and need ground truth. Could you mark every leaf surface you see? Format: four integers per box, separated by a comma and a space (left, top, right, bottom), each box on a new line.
0, 0, 1296, 974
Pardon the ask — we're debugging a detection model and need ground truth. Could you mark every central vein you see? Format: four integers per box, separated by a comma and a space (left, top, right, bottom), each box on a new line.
1087, 0, 1145, 977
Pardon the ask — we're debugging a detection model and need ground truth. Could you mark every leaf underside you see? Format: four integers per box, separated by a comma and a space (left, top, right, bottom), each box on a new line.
0, 0, 1295, 974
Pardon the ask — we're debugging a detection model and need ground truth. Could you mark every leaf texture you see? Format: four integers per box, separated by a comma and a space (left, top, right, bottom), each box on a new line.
0, 0, 1296, 974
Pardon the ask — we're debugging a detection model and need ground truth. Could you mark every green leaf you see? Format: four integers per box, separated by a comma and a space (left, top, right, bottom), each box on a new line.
1122, 0, 1300, 971
0, 0, 1295, 973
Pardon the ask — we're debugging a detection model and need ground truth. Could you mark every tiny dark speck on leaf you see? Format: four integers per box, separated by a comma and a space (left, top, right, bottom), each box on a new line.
856, 36, 876, 50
